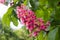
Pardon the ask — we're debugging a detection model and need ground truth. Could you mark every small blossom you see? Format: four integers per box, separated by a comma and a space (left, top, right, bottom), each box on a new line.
32, 31, 38, 36
46, 21, 50, 26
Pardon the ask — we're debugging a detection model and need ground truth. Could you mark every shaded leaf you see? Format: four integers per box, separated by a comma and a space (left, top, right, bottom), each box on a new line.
48, 27, 58, 40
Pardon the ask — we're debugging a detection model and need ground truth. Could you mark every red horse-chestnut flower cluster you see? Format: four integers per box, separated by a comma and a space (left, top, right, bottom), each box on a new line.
16, 4, 50, 37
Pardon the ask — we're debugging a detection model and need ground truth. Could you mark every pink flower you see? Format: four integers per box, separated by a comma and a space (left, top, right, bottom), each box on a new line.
40, 25, 46, 30
16, 4, 50, 37
10, 2, 14, 6
38, 18, 44, 23
46, 21, 50, 27
0, 0, 5, 4
32, 31, 38, 36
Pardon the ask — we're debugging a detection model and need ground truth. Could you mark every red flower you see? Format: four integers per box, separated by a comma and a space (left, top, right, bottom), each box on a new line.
32, 31, 38, 36
16, 4, 50, 37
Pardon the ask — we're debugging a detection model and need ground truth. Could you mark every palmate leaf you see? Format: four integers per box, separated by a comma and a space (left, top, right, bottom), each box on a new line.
54, 7, 60, 25
35, 9, 51, 22
47, 26, 60, 40
43, 9, 51, 22
34, 0, 52, 22
11, 14, 18, 26
51, 6, 60, 26
2, 7, 14, 26
55, 27, 60, 40
35, 10, 44, 18
48, 29, 57, 40
2, 6, 18, 27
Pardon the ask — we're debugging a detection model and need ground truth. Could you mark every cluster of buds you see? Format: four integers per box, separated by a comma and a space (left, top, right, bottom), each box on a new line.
16, 4, 50, 37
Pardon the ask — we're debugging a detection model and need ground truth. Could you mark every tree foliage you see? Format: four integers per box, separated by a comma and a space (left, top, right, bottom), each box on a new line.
1, 0, 60, 40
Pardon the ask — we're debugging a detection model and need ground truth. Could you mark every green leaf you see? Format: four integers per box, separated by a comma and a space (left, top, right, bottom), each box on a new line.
2, 16, 10, 26
35, 10, 44, 18
13, 0, 21, 4
23, 0, 28, 5
2, 7, 14, 26
48, 27, 58, 40
43, 10, 51, 21
2, 6, 18, 27
13, 0, 18, 3
39, 0, 47, 5
55, 27, 60, 40
55, 7, 60, 22
35, 9, 51, 21
30, 0, 39, 11
44, 35, 48, 40
11, 15, 18, 26
36, 31, 44, 40
48, 0, 59, 8
52, 7, 60, 25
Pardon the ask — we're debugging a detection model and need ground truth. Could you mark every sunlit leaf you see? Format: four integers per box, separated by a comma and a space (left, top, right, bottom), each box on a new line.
2, 7, 14, 26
